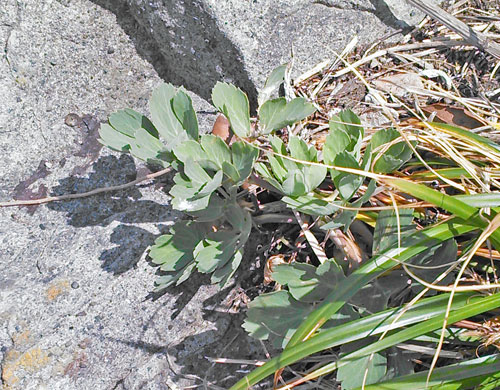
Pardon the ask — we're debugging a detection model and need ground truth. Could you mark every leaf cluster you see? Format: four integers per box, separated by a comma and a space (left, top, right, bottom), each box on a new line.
97, 66, 500, 390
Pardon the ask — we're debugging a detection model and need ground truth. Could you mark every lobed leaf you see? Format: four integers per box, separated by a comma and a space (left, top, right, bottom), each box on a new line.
150, 83, 191, 150
230, 141, 259, 184
98, 123, 133, 152
370, 128, 414, 173
212, 82, 251, 138
258, 63, 287, 107
172, 89, 198, 140
258, 97, 316, 134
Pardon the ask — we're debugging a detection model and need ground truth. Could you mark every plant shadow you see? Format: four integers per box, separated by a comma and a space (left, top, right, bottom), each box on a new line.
46, 153, 252, 328
47, 154, 177, 274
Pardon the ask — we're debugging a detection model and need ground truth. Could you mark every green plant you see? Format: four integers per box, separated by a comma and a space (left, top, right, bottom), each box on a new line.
99, 66, 500, 389
98, 75, 317, 290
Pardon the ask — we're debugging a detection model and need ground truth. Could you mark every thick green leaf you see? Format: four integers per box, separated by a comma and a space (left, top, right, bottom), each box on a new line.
212, 82, 251, 138
258, 64, 287, 107
211, 249, 243, 287
187, 195, 226, 222
243, 291, 315, 348
129, 128, 168, 166
289, 136, 314, 162
269, 135, 289, 168
98, 123, 133, 152
338, 346, 386, 389
326, 179, 377, 231
245, 259, 358, 348
323, 129, 351, 167
384, 347, 415, 380
258, 97, 316, 134
194, 231, 239, 273
154, 262, 196, 291
370, 128, 414, 173
231, 141, 259, 183
268, 154, 288, 183
191, 169, 223, 199
183, 159, 212, 184
173, 140, 208, 164
200, 134, 231, 169
350, 272, 408, 313
287, 138, 326, 191
282, 170, 307, 196
330, 110, 363, 158
150, 221, 209, 290
254, 162, 284, 193
99, 108, 160, 154
261, 135, 325, 196
304, 164, 327, 193
272, 259, 345, 303
170, 183, 210, 212
225, 204, 252, 234
150, 83, 189, 150
409, 239, 456, 293
221, 161, 240, 182
172, 89, 198, 139
333, 152, 363, 201
109, 108, 157, 138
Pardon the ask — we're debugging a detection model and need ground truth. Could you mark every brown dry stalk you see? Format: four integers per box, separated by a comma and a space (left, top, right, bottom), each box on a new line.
0, 167, 172, 208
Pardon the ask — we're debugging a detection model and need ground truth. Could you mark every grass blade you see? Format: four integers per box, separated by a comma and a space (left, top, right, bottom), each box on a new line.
230, 218, 479, 389
230, 291, 500, 389
289, 292, 500, 387
354, 354, 500, 390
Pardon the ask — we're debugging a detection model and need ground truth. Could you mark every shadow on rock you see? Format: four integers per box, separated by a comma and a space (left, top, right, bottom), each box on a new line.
102, 311, 266, 388
48, 154, 174, 228
48, 154, 176, 274
146, 270, 214, 320
101, 224, 160, 274
174, 314, 269, 388
90, 0, 258, 109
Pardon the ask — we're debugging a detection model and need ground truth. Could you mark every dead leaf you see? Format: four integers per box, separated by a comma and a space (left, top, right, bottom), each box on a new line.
211, 114, 232, 143
373, 73, 424, 97
421, 103, 487, 129
263, 254, 287, 285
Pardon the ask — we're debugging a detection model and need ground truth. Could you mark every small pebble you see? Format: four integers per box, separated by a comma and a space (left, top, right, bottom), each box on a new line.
71, 281, 79, 289
107, 47, 115, 54
64, 113, 80, 127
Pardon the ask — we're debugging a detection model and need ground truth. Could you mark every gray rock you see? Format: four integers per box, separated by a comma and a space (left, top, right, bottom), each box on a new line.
0, 0, 427, 388
95, 0, 426, 105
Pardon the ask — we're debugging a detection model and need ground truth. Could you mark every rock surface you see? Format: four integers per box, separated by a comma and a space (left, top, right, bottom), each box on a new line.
0, 0, 426, 388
